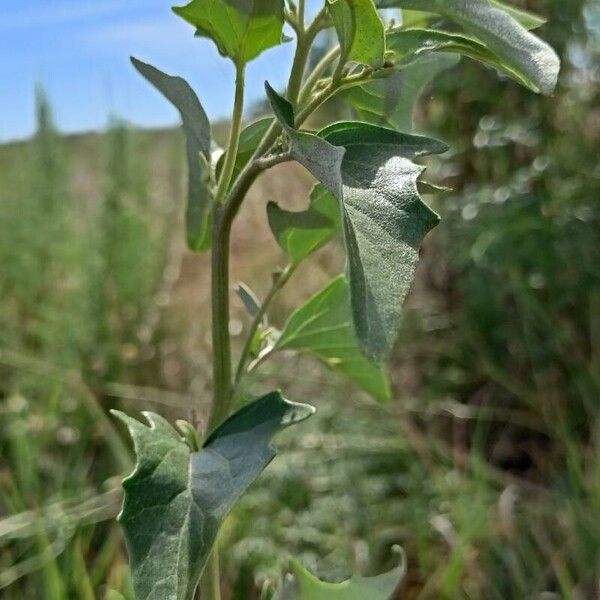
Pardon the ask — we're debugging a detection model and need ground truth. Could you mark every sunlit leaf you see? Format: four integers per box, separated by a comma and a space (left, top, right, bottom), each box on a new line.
173, 0, 284, 65
111, 392, 314, 600
377, 0, 559, 94
267, 184, 341, 264
385, 28, 550, 94
276, 276, 390, 401
131, 58, 212, 251
328, 0, 386, 68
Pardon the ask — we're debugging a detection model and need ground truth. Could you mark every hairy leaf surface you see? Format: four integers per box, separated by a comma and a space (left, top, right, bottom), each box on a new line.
265, 83, 345, 198
268, 184, 341, 264
266, 85, 446, 360
488, 0, 545, 29
276, 276, 390, 401
385, 28, 554, 94
112, 392, 314, 600
131, 58, 212, 251
276, 558, 405, 599
318, 122, 447, 359
173, 0, 284, 65
377, 0, 559, 94
328, 0, 386, 68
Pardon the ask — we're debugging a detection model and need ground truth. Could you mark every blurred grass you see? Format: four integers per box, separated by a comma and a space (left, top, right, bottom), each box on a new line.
1, 1, 599, 598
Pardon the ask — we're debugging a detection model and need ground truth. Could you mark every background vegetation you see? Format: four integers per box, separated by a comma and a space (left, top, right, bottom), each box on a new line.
1, 1, 598, 598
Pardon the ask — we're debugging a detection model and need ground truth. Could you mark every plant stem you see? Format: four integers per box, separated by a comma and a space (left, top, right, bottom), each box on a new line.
297, 0, 306, 31
233, 263, 297, 392
298, 46, 341, 104
215, 63, 246, 204
199, 60, 246, 600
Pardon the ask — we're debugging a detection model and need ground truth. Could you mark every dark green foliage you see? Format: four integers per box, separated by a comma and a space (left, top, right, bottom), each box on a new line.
113, 393, 314, 600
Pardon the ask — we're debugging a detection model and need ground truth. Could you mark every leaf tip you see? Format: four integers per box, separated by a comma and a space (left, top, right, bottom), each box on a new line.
280, 395, 316, 426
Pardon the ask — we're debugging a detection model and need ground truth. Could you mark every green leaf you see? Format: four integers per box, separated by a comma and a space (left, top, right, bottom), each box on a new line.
318, 122, 447, 360
327, 0, 386, 68
267, 80, 446, 360
105, 591, 127, 600
276, 557, 405, 599
111, 392, 314, 600
276, 276, 390, 401
385, 28, 550, 95
173, 0, 284, 65
236, 281, 262, 318
131, 58, 212, 251
377, 0, 559, 94
348, 52, 460, 131
393, 1, 545, 30
216, 117, 273, 185
267, 184, 341, 265
265, 83, 346, 199
489, 0, 545, 30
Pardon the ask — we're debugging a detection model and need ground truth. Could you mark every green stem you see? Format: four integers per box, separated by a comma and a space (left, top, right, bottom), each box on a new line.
298, 46, 341, 104
297, 0, 306, 31
233, 263, 297, 392
199, 60, 246, 600
214, 63, 246, 204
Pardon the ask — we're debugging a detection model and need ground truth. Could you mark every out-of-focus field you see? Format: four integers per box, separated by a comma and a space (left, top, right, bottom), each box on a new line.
1, 1, 599, 598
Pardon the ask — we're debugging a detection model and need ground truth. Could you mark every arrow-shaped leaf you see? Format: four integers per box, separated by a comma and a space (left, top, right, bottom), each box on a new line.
266, 84, 447, 361
131, 58, 213, 252
267, 184, 341, 265
111, 392, 314, 600
276, 557, 405, 599
318, 122, 447, 360
173, 0, 285, 65
276, 275, 390, 401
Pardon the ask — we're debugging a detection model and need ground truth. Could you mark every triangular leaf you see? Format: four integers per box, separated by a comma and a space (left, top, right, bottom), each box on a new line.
131, 58, 213, 251
327, 0, 386, 68
173, 0, 284, 65
276, 276, 390, 401
267, 184, 341, 265
267, 82, 446, 360
317, 122, 447, 360
112, 392, 314, 600
348, 52, 460, 131
276, 557, 405, 599
377, 0, 559, 94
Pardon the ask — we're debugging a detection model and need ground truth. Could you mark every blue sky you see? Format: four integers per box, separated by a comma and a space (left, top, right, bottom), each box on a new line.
0, 0, 322, 142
